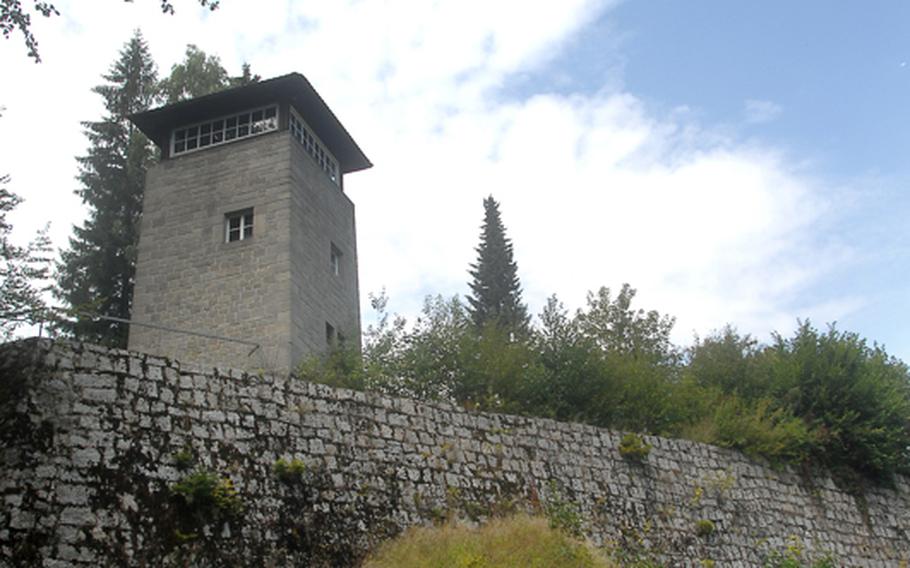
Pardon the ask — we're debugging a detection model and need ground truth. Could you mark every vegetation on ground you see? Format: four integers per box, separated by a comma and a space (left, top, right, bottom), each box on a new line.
361, 515, 616, 568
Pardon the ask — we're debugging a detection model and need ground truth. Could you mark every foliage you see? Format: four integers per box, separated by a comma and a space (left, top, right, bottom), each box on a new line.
0, 176, 50, 339
1, 0, 218, 62
762, 536, 837, 568
160, 44, 258, 103
55, 30, 158, 346
170, 468, 243, 530
576, 284, 677, 364
173, 447, 194, 471
543, 482, 583, 538
362, 515, 616, 568
694, 519, 715, 538
681, 396, 814, 464
764, 322, 910, 479
54, 36, 251, 346
466, 196, 529, 335
300, 285, 910, 480
688, 323, 910, 479
618, 432, 652, 462
296, 344, 367, 391
273, 457, 306, 483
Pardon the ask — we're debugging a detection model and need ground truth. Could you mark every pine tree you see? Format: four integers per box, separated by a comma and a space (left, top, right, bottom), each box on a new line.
56, 30, 159, 346
466, 196, 529, 334
0, 175, 51, 339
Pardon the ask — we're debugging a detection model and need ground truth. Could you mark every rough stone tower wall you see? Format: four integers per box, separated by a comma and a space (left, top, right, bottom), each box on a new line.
288, 135, 361, 360
129, 132, 295, 370
128, 121, 361, 372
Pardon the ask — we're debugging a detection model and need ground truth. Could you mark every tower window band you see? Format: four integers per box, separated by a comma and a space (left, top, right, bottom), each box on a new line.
225, 209, 253, 242
171, 105, 278, 157
289, 107, 340, 185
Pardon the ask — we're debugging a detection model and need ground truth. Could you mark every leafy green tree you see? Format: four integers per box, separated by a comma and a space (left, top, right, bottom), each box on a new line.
576, 283, 677, 364
55, 30, 159, 346
0, 175, 50, 339
530, 296, 609, 423
2, 0, 219, 62
687, 325, 764, 398
763, 322, 910, 479
160, 44, 256, 103
398, 295, 472, 401
466, 196, 529, 334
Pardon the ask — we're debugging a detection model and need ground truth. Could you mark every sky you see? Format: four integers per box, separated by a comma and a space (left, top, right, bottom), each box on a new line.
1, 0, 908, 360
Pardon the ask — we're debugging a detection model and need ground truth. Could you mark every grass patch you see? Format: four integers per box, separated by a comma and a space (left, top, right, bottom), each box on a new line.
362, 515, 615, 568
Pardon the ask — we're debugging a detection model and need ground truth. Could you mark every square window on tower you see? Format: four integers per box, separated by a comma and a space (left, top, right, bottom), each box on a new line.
225, 208, 253, 242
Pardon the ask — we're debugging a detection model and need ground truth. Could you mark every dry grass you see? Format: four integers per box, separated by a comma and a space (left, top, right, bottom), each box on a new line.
361, 515, 617, 568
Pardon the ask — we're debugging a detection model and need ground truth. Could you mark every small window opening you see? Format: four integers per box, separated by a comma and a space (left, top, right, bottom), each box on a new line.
330, 244, 342, 276
225, 209, 253, 242
325, 322, 336, 346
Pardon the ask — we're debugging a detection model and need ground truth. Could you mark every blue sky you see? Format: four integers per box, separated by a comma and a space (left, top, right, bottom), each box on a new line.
1, 0, 907, 360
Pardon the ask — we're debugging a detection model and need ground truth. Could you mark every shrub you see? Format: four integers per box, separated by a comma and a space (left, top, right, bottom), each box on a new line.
762, 323, 910, 479
543, 482, 583, 538
273, 457, 306, 483
695, 519, 715, 538
173, 448, 194, 471
682, 396, 814, 464
618, 432, 652, 462
170, 469, 243, 529
296, 346, 366, 391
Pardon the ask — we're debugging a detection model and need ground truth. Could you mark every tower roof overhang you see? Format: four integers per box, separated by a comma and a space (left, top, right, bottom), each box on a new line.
130, 72, 372, 174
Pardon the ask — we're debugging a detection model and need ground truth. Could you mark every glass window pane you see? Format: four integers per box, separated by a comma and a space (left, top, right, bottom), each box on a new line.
212, 120, 224, 131
225, 128, 236, 141
186, 138, 198, 150
187, 126, 198, 138
226, 117, 237, 128
251, 110, 263, 122
212, 131, 223, 143
238, 114, 250, 125
174, 141, 185, 153
201, 124, 211, 135
238, 125, 249, 137
243, 225, 253, 239
175, 129, 187, 141
265, 107, 276, 119
200, 135, 211, 147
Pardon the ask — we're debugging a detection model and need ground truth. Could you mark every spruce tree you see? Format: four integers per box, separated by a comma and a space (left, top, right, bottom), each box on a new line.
466, 196, 529, 334
56, 30, 159, 346
0, 175, 51, 339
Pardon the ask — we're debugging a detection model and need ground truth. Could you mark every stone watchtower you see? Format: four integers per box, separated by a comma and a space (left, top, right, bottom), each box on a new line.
128, 73, 371, 371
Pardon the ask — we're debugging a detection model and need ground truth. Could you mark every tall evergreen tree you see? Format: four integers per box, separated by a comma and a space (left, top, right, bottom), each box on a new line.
0, 175, 51, 339
56, 30, 159, 346
466, 196, 529, 334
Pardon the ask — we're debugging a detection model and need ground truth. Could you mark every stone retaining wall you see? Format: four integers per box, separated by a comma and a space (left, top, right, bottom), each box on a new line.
1, 339, 908, 567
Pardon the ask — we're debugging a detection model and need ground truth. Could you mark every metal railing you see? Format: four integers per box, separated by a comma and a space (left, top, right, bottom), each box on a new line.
1, 307, 272, 366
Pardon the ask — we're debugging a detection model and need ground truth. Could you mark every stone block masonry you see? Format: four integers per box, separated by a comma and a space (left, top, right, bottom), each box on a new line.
1, 339, 909, 567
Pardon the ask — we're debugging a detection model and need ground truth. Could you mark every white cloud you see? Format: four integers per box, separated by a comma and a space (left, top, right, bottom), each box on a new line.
744, 98, 783, 124
0, 0, 856, 347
